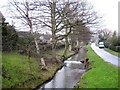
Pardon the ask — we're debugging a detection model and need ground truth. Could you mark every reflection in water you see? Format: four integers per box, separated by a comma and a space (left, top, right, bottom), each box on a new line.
38, 51, 86, 89
39, 67, 85, 89
77, 46, 87, 61
38, 63, 85, 89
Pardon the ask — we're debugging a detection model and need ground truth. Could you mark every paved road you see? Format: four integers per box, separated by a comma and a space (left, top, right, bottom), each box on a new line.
91, 43, 120, 67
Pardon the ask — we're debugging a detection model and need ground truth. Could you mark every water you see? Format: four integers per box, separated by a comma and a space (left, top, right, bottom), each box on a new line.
37, 57, 85, 89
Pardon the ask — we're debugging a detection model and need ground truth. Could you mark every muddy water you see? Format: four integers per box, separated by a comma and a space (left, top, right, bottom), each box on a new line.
37, 56, 85, 89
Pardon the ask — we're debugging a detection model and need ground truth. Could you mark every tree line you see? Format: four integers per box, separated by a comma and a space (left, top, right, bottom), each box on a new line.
98, 29, 120, 52
2, 0, 100, 69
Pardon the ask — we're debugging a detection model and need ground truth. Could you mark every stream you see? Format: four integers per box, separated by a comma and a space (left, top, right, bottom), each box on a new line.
36, 50, 86, 89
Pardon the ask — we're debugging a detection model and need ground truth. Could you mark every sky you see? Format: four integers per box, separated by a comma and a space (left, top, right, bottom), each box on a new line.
0, 0, 119, 32
88, 0, 119, 32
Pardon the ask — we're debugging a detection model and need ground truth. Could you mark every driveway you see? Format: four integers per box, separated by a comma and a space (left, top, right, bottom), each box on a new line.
91, 43, 120, 67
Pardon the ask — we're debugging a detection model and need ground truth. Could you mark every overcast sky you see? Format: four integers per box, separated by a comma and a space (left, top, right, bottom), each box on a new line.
0, 0, 119, 32
88, 0, 119, 32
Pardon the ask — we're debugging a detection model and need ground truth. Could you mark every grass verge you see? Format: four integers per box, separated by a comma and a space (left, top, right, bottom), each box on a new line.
75, 44, 119, 88
42, 48, 74, 60
2, 48, 74, 89
2, 52, 62, 89
56, 49, 74, 57
104, 48, 120, 57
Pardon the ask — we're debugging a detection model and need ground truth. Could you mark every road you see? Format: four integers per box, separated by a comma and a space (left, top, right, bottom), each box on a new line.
91, 43, 120, 67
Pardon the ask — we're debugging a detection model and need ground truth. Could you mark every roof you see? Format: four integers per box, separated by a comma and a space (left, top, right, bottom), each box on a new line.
17, 31, 52, 41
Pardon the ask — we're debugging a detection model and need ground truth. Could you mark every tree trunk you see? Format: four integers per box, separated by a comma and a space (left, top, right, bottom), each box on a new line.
77, 39, 81, 48
64, 37, 69, 57
27, 44, 32, 75
70, 31, 75, 51
34, 37, 40, 55
51, 1, 56, 60
30, 28, 46, 69
63, 28, 69, 57
52, 34, 56, 60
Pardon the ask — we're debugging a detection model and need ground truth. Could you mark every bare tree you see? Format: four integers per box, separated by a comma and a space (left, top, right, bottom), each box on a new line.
98, 29, 112, 42
8, 0, 47, 70
71, 20, 92, 47
31, 0, 77, 60
8, 0, 101, 62
67, 0, 100, 50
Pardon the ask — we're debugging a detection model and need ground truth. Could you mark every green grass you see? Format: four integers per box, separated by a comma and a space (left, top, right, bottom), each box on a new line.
75, 44, 119, 88
42, 48, 74, 60
2, 52, 41, 88
42, 48, 74, 59
104, 48, 120, 57
2, 52, 61, 88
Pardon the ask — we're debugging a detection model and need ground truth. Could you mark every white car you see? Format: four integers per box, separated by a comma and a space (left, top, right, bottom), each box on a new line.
98, 42, 105, 48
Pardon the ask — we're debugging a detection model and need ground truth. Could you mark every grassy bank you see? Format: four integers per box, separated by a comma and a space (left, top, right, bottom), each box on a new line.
56, 49, 74, 57
2, 52, 62, 89
104, 48, 120, 57
2, 48, 74, 89
42, 48, 74, 59
75, 44, 118, 88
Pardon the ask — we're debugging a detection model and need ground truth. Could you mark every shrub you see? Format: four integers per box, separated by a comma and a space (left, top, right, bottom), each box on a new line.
116, 46, 120, 52
109, 45, 120, 52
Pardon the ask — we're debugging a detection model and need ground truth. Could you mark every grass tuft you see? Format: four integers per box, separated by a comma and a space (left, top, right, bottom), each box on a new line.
104, 48, 120, 57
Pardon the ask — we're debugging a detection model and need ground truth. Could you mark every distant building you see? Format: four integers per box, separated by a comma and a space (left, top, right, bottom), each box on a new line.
39, 33, 52, 43
17, 31, 52, 44
17, 31, 32, 38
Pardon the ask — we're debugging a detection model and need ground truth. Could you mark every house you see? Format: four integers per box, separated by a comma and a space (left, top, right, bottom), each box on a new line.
39, 32, 52, 44
17, 31, 52, 44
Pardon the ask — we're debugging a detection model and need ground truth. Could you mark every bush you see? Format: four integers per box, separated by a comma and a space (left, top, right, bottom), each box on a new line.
2, 25, 18, 52
116, 46, 120, 52
56, 44, 65, 49
108, 45, 120, 52
104, 42, 109, 48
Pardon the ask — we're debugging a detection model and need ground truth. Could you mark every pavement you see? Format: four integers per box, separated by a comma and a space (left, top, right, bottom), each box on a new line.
91, 43, 120, 67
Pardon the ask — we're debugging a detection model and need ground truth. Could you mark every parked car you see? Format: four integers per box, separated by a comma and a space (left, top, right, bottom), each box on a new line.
98, 42, 105, 48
